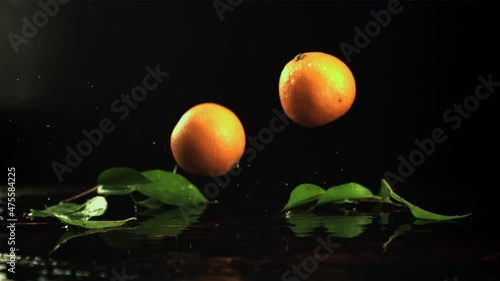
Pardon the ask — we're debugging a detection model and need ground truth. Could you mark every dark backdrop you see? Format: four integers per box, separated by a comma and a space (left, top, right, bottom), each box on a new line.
1, 0, 498, 214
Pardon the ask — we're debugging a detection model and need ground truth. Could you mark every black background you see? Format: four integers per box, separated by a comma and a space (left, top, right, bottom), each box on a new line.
1, 0, 498, 214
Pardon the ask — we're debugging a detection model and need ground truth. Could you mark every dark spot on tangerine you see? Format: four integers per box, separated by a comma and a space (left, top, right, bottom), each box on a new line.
295, 53, 305, 61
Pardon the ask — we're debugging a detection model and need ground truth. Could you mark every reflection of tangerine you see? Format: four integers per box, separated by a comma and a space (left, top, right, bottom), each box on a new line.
279, 52, 356, 128
170, 102, 246, 176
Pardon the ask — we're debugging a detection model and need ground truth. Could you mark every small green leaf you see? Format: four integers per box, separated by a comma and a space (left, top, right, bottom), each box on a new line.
381, 179, 471, 221
315, 183, 374, 206
72, 196, 107, 220
97, 167, 152, 195
55, 215, 136, 229
29, 203, 81, 218
281, 184, 326, 212
136, 198, 164, 209
137, 170, 209, 207
97, 185, 137, 195
29, 196, 107, 220
376, 179, 390, 200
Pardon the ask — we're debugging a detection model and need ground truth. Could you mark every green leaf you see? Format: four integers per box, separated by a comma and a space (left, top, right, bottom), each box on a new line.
55, 215, 136, 229
29, 203, 81, 218
136, 198, 164, 209
97, 167, 152, 195
376, 179, 390, 201
29, 196, 108, 221
72, 196, 107, 220
137, 170, 209, 207
315, 183, 374, 206
381, 179, 471, 221
281, 184, 326, 212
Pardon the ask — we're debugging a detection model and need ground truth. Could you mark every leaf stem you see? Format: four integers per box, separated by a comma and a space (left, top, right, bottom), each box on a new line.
59, 186, 98, 204
354, 198, 406, 207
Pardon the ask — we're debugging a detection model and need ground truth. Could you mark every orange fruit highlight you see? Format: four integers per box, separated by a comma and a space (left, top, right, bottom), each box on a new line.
279, 52, 356, 128
170, 102, 246, 176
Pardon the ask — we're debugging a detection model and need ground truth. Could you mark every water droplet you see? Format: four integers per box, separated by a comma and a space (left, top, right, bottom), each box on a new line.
152, 141, 156, 145
16, 78, 19, 82
46, 124, 50, 128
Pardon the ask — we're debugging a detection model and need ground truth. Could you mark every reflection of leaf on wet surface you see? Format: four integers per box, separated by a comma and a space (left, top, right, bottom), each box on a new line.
323, 216, 373, 238
49, 226, 131, 255
382, 224, 412, 250
285, 211, 373, 238
50, 206, 206, 254
126, 206, 206, 237
285, 211, 325, 237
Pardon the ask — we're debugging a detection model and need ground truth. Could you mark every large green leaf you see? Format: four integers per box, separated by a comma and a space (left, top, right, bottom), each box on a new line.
281, 184, 326, 212
381, 179, 471, 221
315, 183, 374, 206
137, 170, 209, 207
97, 167, 152, 195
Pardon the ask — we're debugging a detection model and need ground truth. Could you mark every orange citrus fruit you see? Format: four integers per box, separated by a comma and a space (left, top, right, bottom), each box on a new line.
170, 102, 246, 176
278, 51, 356, 128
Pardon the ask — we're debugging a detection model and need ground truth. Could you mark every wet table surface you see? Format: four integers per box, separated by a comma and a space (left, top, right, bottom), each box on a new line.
1, 186, 499, 281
